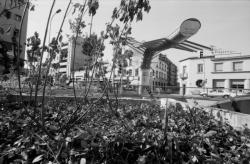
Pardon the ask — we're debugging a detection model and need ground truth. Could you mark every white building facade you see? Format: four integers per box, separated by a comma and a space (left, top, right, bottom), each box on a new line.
179, 51, 250, 95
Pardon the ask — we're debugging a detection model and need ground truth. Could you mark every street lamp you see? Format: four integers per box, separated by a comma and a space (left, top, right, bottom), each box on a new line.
48, 9, 61, 44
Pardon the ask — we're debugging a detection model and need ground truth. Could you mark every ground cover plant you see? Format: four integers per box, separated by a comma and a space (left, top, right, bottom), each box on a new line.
1, 99, 250, 164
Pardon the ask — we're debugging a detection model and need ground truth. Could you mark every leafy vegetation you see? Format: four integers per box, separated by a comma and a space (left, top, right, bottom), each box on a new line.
1, 100, 250, 163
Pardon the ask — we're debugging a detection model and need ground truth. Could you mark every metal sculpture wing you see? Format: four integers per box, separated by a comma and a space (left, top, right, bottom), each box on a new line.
126, 18, 212, 62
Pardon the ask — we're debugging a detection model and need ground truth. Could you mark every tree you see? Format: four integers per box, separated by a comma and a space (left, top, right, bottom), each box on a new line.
26, 32, 41, 62
82, 33, 105, 57
59, 74, 67, 85
0, 43, 11, 74
0, 1, 153, 163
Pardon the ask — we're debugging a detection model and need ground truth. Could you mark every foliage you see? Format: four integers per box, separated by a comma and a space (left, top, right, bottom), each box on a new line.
112, 0, 151, 23
52, 63, 60, 70
25, 32, 58, 86
87, 0, 99, 16
26, 32, 41, 62
1, 100, 250, 163
69, 17, 86, 36
59, 74, 67, 85
106, 0, 151, 72
0, 43, 11, 74
82, 34, 105, 57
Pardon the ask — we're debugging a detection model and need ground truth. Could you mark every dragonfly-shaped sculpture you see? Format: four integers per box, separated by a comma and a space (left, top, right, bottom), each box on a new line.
125, 18, 212, 94
127, 18, 212, 69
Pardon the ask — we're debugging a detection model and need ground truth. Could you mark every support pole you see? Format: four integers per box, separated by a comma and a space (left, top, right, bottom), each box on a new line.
138, 69, 150, 95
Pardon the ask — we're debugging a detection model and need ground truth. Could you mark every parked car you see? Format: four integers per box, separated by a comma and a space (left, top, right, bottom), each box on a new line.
200, 89, 246, 98
123, 85, 136, 91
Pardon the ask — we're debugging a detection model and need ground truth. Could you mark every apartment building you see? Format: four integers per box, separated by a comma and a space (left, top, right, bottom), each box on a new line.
52, 37, 106, 84
179, 50, 250, 95
150, 54, 178, 89
0, 0, 28, 74
52, 42, 68, 76
113, 46, 178, 93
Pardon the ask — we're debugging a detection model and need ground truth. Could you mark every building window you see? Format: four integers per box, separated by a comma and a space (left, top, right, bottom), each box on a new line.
60, 65, 67, 68
197, 64, 203, 73
13, 28, 19, 37
78, 67, 84, 71
156, 71, 158, 78
196, 79, 204, 88
60, 49, 68, 61
152, 69, 155, 77
231, 80, 244, 89
129, 59, 132, 66
214, 63, 223, 72
128, 69, 132, 76
213, 79, 225, 89
3, 10, 11, 19
15, 14, 22, 21
135, 68, 139, 76
183, 66, 187, 74
233, 61, 243, 72
0, 27, 4, 34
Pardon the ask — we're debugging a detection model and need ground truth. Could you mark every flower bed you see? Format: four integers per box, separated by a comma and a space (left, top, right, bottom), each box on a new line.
1, 99, 250, 163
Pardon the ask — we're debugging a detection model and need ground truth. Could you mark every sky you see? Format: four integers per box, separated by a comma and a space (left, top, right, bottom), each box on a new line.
27, 0, 250, 65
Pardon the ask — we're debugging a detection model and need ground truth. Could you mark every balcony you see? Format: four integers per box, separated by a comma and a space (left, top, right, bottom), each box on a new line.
179, 72, 188, 80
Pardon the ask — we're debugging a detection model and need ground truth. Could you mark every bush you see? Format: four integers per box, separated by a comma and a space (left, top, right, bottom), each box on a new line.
1, 100, 250, 163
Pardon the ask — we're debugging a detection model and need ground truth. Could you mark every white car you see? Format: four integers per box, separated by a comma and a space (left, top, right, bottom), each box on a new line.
200, 89, 245, 98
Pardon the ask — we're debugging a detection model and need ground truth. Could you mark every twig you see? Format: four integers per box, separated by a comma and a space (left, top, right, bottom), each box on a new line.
16, 1, 29, 106
41, 0, 73, 126
71, 0, 88, 106
34, 0, 57, 117
34, 133, 60, 164
24, 109, 56, 142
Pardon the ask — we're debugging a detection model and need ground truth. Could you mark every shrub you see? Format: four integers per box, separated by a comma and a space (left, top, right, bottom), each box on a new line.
1, 100, 250, 163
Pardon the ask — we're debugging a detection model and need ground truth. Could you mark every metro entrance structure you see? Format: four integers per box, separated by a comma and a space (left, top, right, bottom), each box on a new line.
127, 18, 212, 95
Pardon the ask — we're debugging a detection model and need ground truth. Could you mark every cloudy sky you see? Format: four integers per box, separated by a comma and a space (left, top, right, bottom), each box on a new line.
27, 0, 250, 65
